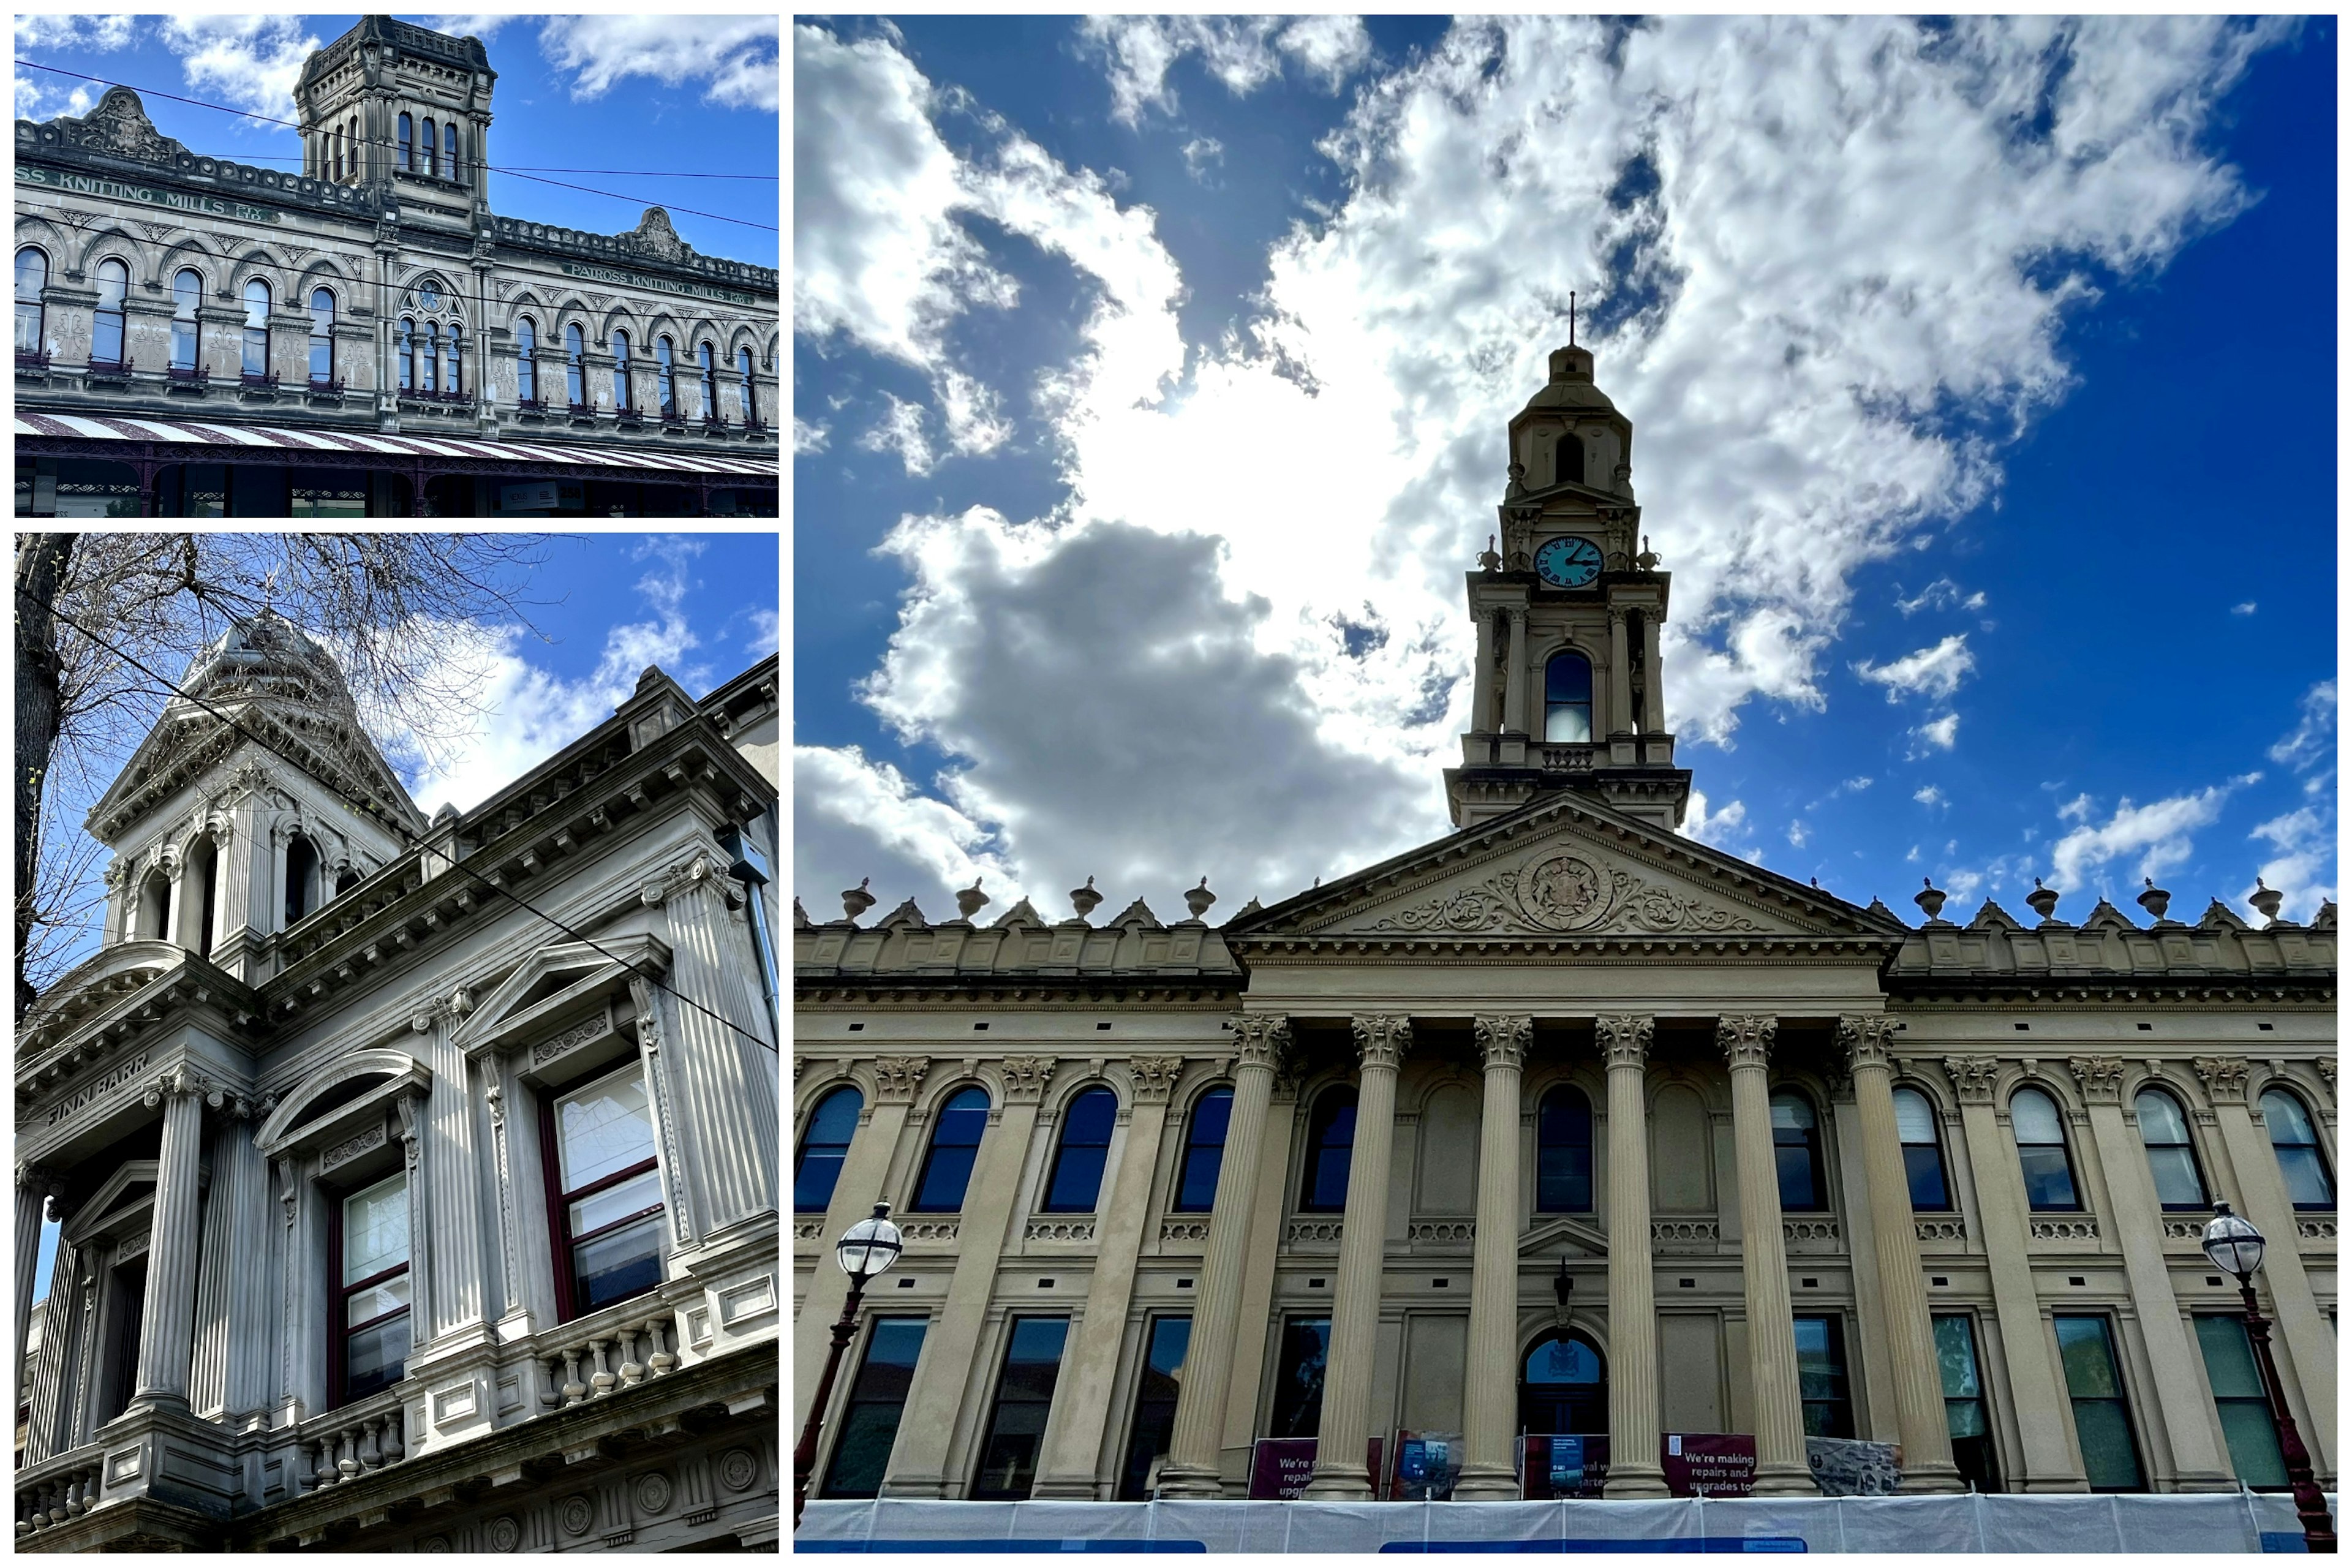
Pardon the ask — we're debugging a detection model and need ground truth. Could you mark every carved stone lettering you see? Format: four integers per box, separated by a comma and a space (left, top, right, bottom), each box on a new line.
43, 1053, 153, 1127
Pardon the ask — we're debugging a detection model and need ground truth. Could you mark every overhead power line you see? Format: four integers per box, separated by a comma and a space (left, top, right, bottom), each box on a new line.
15, 60, 780, 233
20, 587, 780, 1058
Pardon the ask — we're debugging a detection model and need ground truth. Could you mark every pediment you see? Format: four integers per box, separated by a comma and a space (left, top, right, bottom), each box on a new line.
452, 932, 669, 1059
1226, 792, 1905, 949
1521, 1216, 1608, 1259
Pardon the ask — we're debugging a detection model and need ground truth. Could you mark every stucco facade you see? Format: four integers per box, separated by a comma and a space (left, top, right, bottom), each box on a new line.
791, 346, 2336, 1509
14, 615, 783, 1550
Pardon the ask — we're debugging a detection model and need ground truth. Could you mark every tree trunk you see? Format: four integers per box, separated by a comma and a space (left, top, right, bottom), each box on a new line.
15, 532, 77, 1022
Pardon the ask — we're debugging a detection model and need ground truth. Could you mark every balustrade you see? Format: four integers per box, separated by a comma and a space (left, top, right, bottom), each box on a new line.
293, 1399, 406, 1491
14, 1458, 100, 1536
536, 1303, 681, 1412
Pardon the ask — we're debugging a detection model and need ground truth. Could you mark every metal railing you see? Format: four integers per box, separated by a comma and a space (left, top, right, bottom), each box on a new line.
85, 356, 132, 379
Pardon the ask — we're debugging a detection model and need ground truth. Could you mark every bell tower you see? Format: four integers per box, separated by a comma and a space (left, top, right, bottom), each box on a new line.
1443, 341, 1693, 831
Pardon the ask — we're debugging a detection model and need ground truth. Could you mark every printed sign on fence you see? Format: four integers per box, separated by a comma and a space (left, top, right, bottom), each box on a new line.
1662, 1433, 1757, 1497
1246, 1436, 1386, 1500
1805, 1436, 1900, 1497
1519, 1434, 1611, 1499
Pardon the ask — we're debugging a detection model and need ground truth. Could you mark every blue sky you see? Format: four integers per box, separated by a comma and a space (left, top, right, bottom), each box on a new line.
795, 17, 2333, 934
12, 13, 778, 268
30, 526, 778, 1298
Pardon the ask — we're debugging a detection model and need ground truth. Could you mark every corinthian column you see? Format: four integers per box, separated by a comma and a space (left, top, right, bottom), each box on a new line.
1838, 1016, 1963, 1493
1159, 1017, 1288, 1498
1303, 1014, 1410, 1500
131, 1069, 206, 1411
1457, 1016, 1531, 1500
15, 1164, 59, 1420
1719, 1016, 1817, 1496
1599, 1015, 1667, 1496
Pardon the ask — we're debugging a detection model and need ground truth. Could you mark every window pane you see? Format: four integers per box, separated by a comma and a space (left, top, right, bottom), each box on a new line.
970, 1318, 1069, 1501
1947, 1398, 1988, 1438
1118, 1316, 1191, 1500
570, 1167, 662, 1235
2134, 1090, 2190, 1144
1894, 1088, 1938, 1144
1303, 1091, 1357, 1212
2070, 1398, 2143, 1491
557, 1070, 655, 1191
2193, 1314, 2263, 1398
2262, 1089, 2316, 1144
912, 1144, 978, 1212
344, 1310, 409, 1398
2146, 1145, 2206, 1208
1175, 1089, 1232, 1212
796, 1087, 864, 1212
823, 1319, 929, 1499
1932, 1316, 1981, 1400
1270, 1318, 1330, 1438
2054, 1316, 2122, 1398
1904, 1143, 1950, 1210
573, 1211, 663, 1310
345, 1273, 410, 1329
2010, 1088, 2064, 1145
2019, 1145, 2079, 1210
1042, 1144, 1107, 1212
1775, 1144, 1819, 1212
2277, 1146, 2334, 1208
1546, 655, 1591, 701
342, 1174, 408, 1284
2214, 1400, 2290, 1490
1544, 703, 1591, 743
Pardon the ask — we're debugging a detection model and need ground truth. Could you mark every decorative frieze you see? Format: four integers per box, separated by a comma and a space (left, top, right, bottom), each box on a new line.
998, 1057, 1056, 1104
1158, 1219, 1208, 1246
2192, 1056, 2252, 1105
1782, 1218, 1839, 1243
1596, 1014, 1653, 1071
1913, 1218, 1966, 1242
872, 1057, 929, 1104
1942, 1055, 2001, 1104
1126, 1057, 1185, 1105
1284, 1219, 1343, 1246
321, 1122, 386, 1172
1407, 1221, 1475, 1244
1023, 1219, 1095, 1245
1651, 1219, 1716, 1246
897, 1220, 959, 1245
1351, 1015, 1412, 1073
1716, 1014, 1776, 1071
2297, 1217, 2336, 1242
528, 1006, 612, 1069
1473, 1016, 1532, 1072
2028, 1216, 2099, 1242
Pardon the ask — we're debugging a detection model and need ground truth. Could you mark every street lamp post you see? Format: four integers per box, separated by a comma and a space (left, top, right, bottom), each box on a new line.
2202, 1202, 2337, 1553
792, 1201, 904, 1531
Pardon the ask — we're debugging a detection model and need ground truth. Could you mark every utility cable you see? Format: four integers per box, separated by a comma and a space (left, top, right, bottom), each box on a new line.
20, 587, 780, 1057
15, 61, 779, 234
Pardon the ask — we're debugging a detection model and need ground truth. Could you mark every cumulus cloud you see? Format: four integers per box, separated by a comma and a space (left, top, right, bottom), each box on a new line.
1914, 785, 1945, 807
743, 608, 780, 657
420, 15, 515, 42
1182, 136, 1226, 183
859, 394, 936, 476
1683, 790, 1748, 849
2266, 679, 2335, 772
2047, 782, 2242, 899
796, 745, 1007, 918
936, 367, 1013, 458
1907, 713, 1961, 756
792, 417, 830, 456
543, 15, 778, 111
1079, 15, 1373, 124
160, 15, 322, 122
13, 73, 93, 122
13, 15, 132, 118
2245, 680, 2337, 919
1856, 635, 1975, 703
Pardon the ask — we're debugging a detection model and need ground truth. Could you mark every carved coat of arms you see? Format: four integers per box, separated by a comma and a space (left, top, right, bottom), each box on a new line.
1363, 848, 1770, 938
624, 207, 691, 263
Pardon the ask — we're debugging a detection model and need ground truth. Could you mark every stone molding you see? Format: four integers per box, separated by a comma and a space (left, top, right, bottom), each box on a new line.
1158, 1219, 1208, 1246
1023, 1219, 1094, 1245
1126, 1057, 1185, 1105
2193, 1056, 2252, 1105
1651, 1218, 1716, 1246
140, 1064, 211, 1107
1596, 1014, 1654, 1071
1472, 1015, 1532, 1072
871, 1057, 929, 1104
2029, 1216, 2099, 1242
1942, 1055, 2000, 1104
1366, 851, 1770, 940
1836, 1015, 1898, 1073
1351, 1015, 1412, 1074
998, 1057, 1055, 1104
1716, 1014, 1776, 1071
1913, 1218, 1966, 1242
1232, 1016, 1290, 1073
2317, 1057, 2337, 1102
2067, 1056, 2125, 1105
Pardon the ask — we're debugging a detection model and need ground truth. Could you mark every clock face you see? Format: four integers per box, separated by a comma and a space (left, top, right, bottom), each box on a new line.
1534, 535, 1604, 588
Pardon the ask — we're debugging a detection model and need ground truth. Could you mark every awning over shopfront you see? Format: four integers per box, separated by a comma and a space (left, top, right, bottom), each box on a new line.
14, 413, 778, 479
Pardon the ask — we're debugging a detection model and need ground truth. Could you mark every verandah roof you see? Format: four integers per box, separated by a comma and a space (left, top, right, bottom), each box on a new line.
13, 413, 777, 479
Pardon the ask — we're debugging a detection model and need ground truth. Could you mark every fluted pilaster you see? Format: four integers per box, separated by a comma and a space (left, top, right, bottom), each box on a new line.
650, 854, 779, 1232
413, 997, 491, 1341
15, 1164, 59, 1420
1457, 1016, 1531, 1500
1599, 1014, 1667, 1496
1719, 1015, 1816, 1496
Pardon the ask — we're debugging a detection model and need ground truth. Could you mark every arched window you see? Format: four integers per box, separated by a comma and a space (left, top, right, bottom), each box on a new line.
421, 322, 439, 393
2011, 1087, 2079, 1210
334, 867, 360, 900
1894, 1087, 1950, 1210
445, 324, 461, 397
1520, 1329, 1605, 1439
241, 278, 271, 377
331, 125, 342, 182
398, 317, 414, 390
398, 111, 413, 171
1771, 1091, 1826, 1211
170, 268, 202, 372
92, 257, 128, 365
1300, 1087, 1357, 1212
1544, 652, 1593, 744
2262, 1088, 2334, 1208
1174, 1086, 1232, 1212
793, 1085, 862, 1212
738, 345, 756, 424
1537, 1085, 1594, 1212
308, 287, 334, 383
284, 833, 318, 926
611, 329, 631, 410
182, 834, 218, 957
698, 340, 717, 419
347, 115, 360, 178
910, 1087, 989, 1212
2133, 1087, 2207, 1208
14, 246, 48, 356
137, 866, 172, 941
1042, 1087, 1117, 1212
565, 323, 585, 406
516, 317, 537, 402
656, 334, 676, 414
1555, 433, 1584, 487
422, 117, 437, 178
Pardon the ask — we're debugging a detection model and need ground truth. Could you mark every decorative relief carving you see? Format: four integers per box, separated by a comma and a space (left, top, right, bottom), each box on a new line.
1128, 1056, 1185, 1104
1782, 1218, 1839, 1243
1159, 1219, 1208, 1245
897, 1220, 958, 1244
2028, 1216, 2099, 1242
1913, 1218, 1966, 1242
1408, 1221, 1475, 1243
1651, 1218, 1717, 1246
559, 1494, 593, 1536
1597, 1014, 1654, 1071
2297, 1217, 2336, 1242
2067, 1057, 2125, 1105
530, 1006, 614, 1068
322, 1122, 386, 1170
1716, 1014, 1777, 1071
716, 1448, 759, 1493
2193, 1056, 2252, 1105
1024, 1219, 1095, 1244
2162, 1218, 2206, 1242
1284, 1219, 1344, 1245
792, 1219, 825, 1243
487, 1515, 521, 1553
1943, 1055, 2001, 1104
2317, 1056, 2337, 1102
1351, 1014, 1412, 1072
60, 88, 189, 165
623, 206, 693, 263
1836, 1016, 1898, 1074
1232, 1016, 1291, 1073
999, 1056, 1056, 1104
1474, 1016, 1532, 1072
1369, 853, 1769, 938
633, 1472, 674, 1516
872, 1057, 929, 1104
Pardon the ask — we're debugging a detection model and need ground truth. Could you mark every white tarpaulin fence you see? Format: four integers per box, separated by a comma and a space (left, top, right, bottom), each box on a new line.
797, 1492, 2335, 1553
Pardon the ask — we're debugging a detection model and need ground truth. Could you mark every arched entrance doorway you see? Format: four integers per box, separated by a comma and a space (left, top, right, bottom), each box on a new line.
1520, 1329, 1607, 1436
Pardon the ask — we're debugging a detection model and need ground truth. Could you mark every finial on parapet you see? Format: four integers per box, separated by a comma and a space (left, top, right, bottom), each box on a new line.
2137, 877, 2171, 923
1635, 534, 1660, 571
1914, 875, 1947, 923
956, 877, 990, 921
1479, 534, 1502, 573
1184, 876, 1216, 921
2250, 878, 2283, 925
2026, 878, 2059, 923
841, 876, 876, 924
1069, 875, 1102, 922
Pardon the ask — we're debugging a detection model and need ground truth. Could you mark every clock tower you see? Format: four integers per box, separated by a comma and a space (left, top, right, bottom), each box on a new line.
1444, 342, 1694, 831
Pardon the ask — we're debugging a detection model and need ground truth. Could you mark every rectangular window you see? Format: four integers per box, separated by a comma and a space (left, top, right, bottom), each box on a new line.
1932, 1314, 2000, 1493
820, 1317, 928, 1499
2054, 1315, 2143, 1491
97, 1256, 146, 1427
969, 1317, 1070, 1501
1269, 1316, 1332, 1438
334, 1172, 410, 1406
1117, 1316, 1192, 1499
2195, 1314, 2288, 1489
545, 1061, 665, 1319
1793, 1314, 1853, 1439
1903, 1144, 1950, 1210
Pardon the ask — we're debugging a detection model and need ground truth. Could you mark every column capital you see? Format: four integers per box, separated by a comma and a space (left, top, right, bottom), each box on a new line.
1351, 1014, 1412, 1073
1607, 602, 1630, 628
1000, 1055, 1057, 1104
2318, 1056, 2337, 1104
2192, 1055, 2251, 1105
1128, 1055, 1186, 1104
1716, 1014, 1777, 1071
1472, 1015, 1532, 1071
1596, 1014, 1654, 1069
14, 1162, 64, 1201
141, 1065, 211, 1107
1232, 1015, 1292, 1072
1942, 1055, 2000, 1104
872, 1055, 930, 1103
1836, 1014, 1899, 1073
1504, 604, 1528, 628
2067, 1055, 2126, 1106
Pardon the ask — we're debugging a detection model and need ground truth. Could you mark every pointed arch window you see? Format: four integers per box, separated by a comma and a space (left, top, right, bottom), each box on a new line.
1895, 1086, 1951, 1210
2262, 1088, 2334, 1208
516, 317, 537, 403
92, 257, 128, 366
15, 246, 48, 356
398, 317, 414, 390
910, 1088, 990, 1212
1300, 1087, 1358, 1212
698, 340, 717, 420
1042, 1088, 1117, 1212
1173, 1087, 1232, 1212
1537, 1085, 1594, 1212
794, 1086, 862, 1212
445, 323, 462, 397
170, 268, 202, 372
1771, 1091, 1826, 1211
738, 345, 757, 425
241, 277, 271, 378
655, 334, 676, 416
421, 322, 439, 393
2011, 1086, 2080, 1210
565, 322, 585, 407
1544, 652, 1593, 743
2133, 1087, 2207, 1208
308, 287, 334, 383
422, 117, 437, 178
611, 329, 631, 412
398, 112, 412, 171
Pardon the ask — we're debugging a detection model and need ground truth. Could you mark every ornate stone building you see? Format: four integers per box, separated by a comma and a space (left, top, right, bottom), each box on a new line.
15, 614, 782, 1549
792, 345, 2336, 1509
14, 15, 778, 517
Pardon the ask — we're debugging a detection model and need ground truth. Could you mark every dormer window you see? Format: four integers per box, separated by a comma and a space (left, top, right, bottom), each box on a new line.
1543, 652, 1593, 743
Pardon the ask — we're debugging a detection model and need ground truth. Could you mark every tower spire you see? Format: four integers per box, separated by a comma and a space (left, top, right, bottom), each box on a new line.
1569, 290, 1577, 349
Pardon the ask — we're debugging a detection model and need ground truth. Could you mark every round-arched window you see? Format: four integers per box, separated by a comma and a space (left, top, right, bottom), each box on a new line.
612, 329, 632, 411
1174, 1086, 1233, 1213
2011, 1087, 2079, 1210
565, 323, 585, 407
92, 257, 129, 366
421, 322, 439, 393
170, 268, 202, 372
398, 111, 413, 170
1042, 1088, 1118, 1212
910, 1087, 990, 1212
2263, 1088, 2334, 1208
445, 324, 462, 397
1521, 1330, 1605, 1439
655, 334, 676, 413
2133, 1087, 2206, 1209
14, 246, 49, 356
398, 317, 415, 390
793, 1085, 862, 1213
1544, 652, 1593, 743
698, 340, 717, 420
738, 345, 756, 424
516, 317, 537, 402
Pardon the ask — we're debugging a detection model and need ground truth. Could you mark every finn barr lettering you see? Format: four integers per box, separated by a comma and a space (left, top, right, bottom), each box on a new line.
15, 164, 282, 225
45, 1053, 152, 1126
557, 260, 755, 309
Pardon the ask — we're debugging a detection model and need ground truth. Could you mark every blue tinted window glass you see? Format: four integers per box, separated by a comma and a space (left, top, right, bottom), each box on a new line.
794, 1086, 863, 1212
1537, 1087, 1593, 1212
1301, 1090, 1357, 1212
911, 1088, 990, 1211
1175, 1087, 1232, 1212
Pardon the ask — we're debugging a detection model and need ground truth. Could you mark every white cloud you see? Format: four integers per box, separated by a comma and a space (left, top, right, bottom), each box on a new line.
1839, 775, 1873, 793
2231, 601, 2257, 616
2056, 791, 2095, 824
420, 15, 514, 42
14, 74, 93, 122
2247, 807, 2334, 924
859, 394, 936, 476
1785, 819, 1808, 847
1907, 713, 1960, 756
160, 15, 322, 123
1182, 136, 1225, 183
744, 608, 780, 657
2048, 782, 2239, 899
937, 368, 1013, 458
1914, 784, 1944, 807
792, 417, 830, 455
1682, 790, 1747, 848
13, 14, 135, 51
795, 745, 1007, 919
2266, 679, 2335, 772
1855, 634, 1975, 703
1894, 578, 1986, 617
542, 15, 778, 110
1079, 15, 1373, 124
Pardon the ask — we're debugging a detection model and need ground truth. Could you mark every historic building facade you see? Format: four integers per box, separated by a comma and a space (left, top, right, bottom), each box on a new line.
792, 345, 2336, 1508
15, 614, 782, 1549
14, 15, 778, 517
